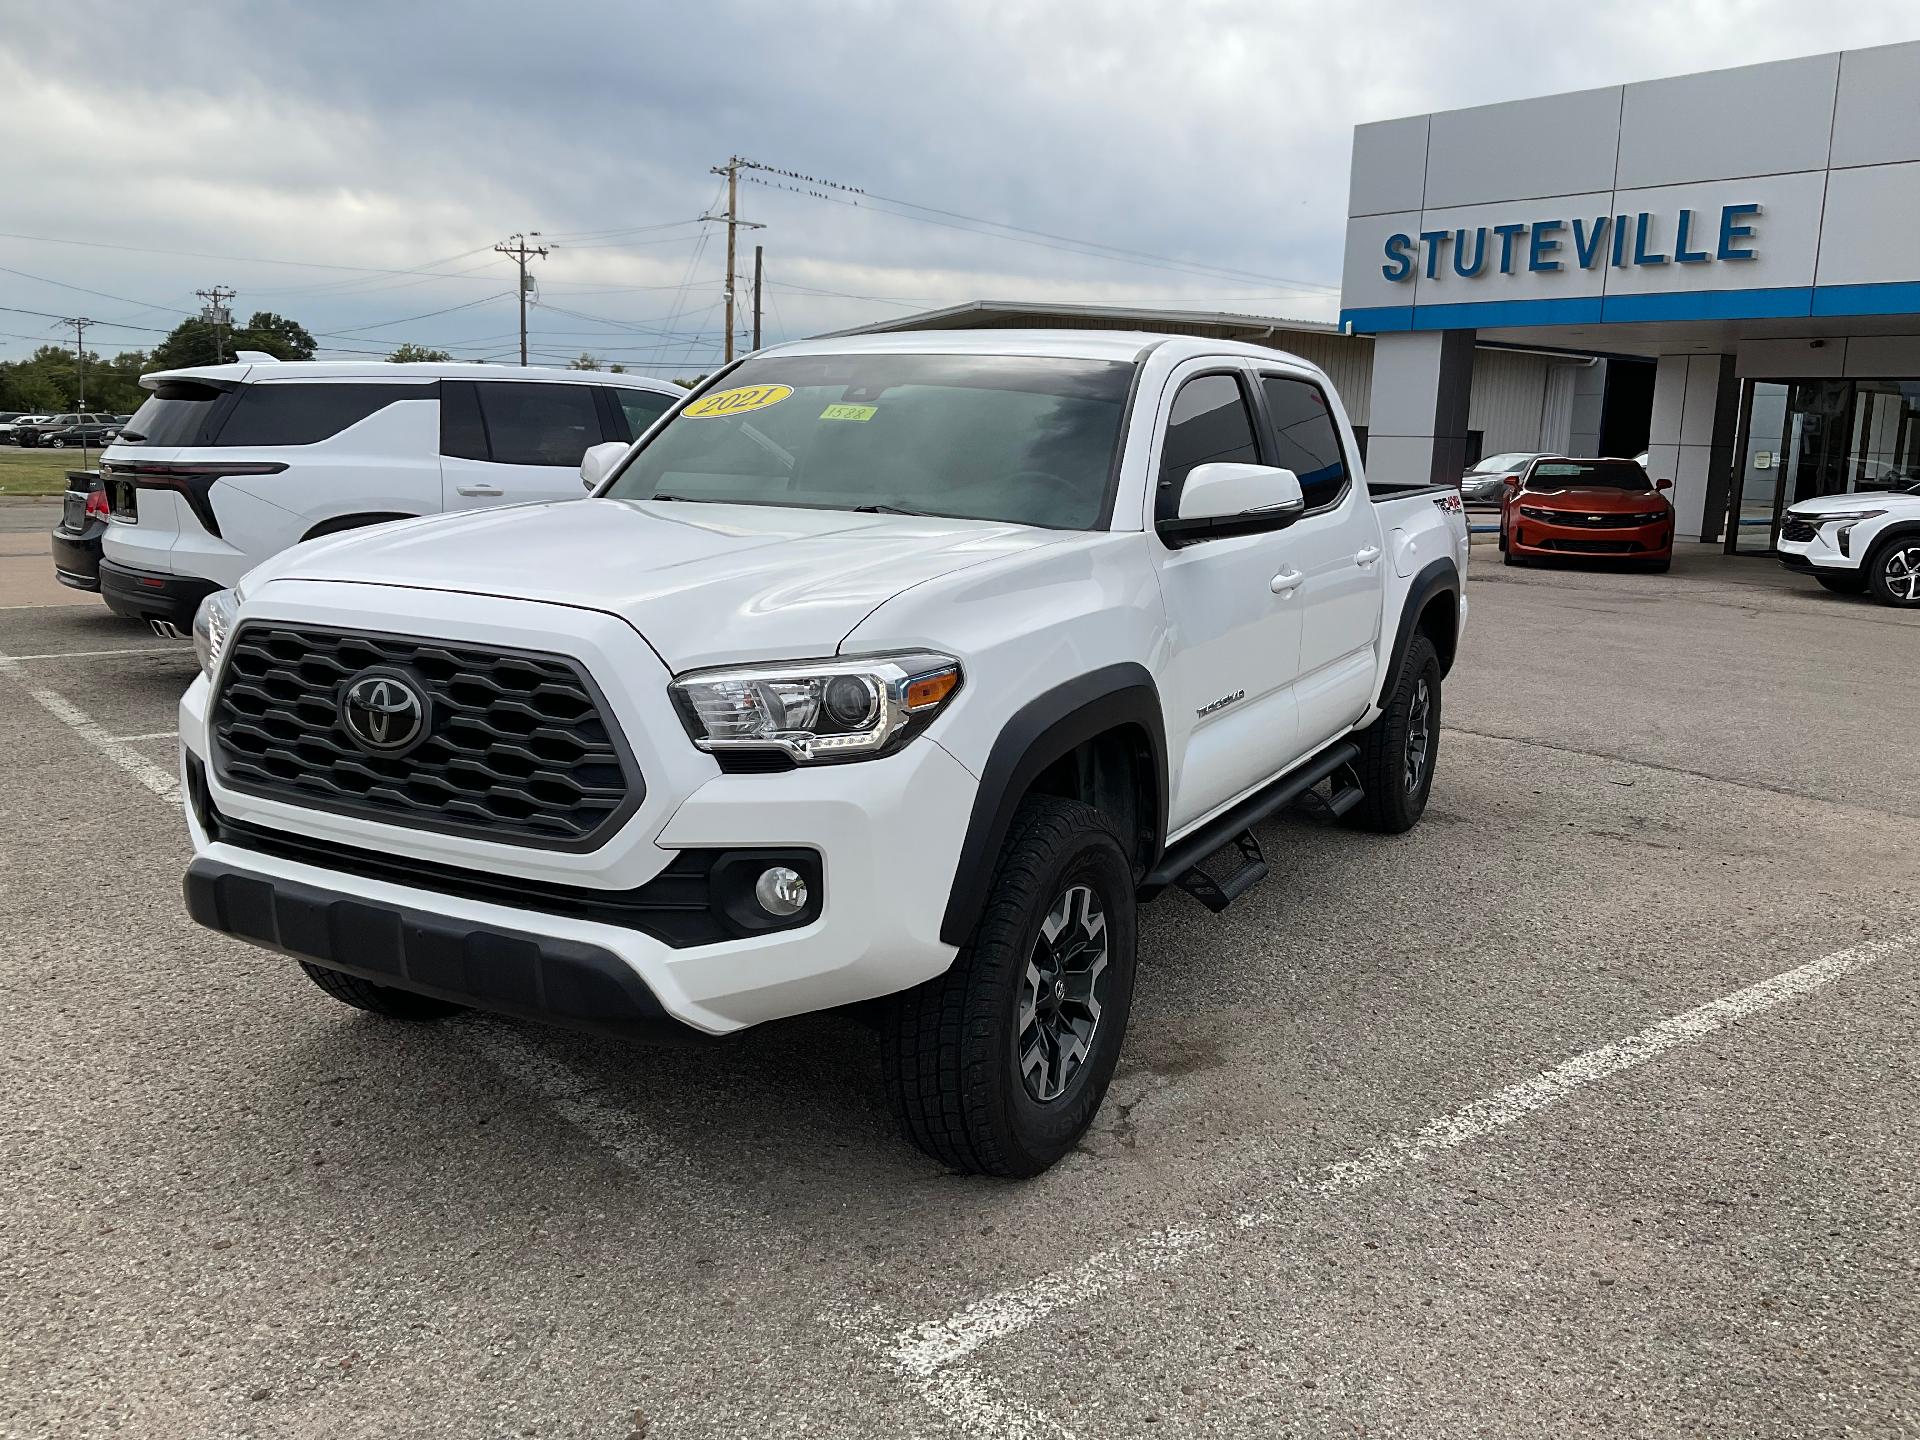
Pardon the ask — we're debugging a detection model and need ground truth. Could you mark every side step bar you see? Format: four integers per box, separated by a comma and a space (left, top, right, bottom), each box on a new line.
1140, 741, 1362, 908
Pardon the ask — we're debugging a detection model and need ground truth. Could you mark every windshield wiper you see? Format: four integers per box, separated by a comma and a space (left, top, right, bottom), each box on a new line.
851, 503, 931, 516
644, 492, 720, 504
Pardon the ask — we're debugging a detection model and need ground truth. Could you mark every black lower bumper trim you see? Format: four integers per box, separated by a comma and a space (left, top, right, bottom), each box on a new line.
184, 857, 701, 1041
1776, 554, 1834, 575
100, 559, 219, 628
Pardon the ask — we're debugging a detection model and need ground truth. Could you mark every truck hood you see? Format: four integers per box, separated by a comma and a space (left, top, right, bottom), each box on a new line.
252, 498, 1067, 670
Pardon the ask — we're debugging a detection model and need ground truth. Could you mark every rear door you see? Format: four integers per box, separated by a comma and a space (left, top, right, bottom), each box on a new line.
440, 380, 614, 512
1251, 369, 1383, 742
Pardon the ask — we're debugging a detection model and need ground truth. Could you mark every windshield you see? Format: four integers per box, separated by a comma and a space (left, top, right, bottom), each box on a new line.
604, 353, 1135, 529
1469, 452, 1538, 474
1524, 459, 1654, 490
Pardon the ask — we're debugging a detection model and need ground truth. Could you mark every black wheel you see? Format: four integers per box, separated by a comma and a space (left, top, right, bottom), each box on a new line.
1345, 634, 1440, 834
882, 795, 1136, 1178
1502, 545, 1525, 567
298, 962, 464, 1020
1814, 572, 1866, 595
48, 437, 65, 448
1867, 540, 1920, 607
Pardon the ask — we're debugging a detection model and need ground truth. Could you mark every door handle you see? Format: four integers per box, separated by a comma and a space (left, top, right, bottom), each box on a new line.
1270, 568, 1303, 596
1354, 545, 1382, 566
455, 484, 504, 497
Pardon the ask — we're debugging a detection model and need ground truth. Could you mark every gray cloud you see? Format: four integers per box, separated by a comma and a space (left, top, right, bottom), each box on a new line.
1, 0, 1914, 372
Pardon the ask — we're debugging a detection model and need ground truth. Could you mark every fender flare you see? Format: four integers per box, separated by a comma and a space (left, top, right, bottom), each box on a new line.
1861, 521, 1920, 574
1377, 556, 1460, 707
939, 662, 1167, 946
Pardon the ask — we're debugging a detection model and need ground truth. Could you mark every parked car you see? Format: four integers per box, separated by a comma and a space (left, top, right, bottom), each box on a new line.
15, 413, 109, 446
1777, 477, 1920, 606
49, 470, 108, 591
1460, 451, 1544, 503
175, 330, 1469, 1176
0, 411, 25, 436
1500, 456, 1674, 571
4, 413, 52, 444
97, 360, 683, 631
45, 419, 121, 448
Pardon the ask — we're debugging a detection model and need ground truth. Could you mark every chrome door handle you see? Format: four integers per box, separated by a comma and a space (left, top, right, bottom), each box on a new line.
1270, 568, 1303, 596
455, 484, 504, 497
1354, 545, 1382, 566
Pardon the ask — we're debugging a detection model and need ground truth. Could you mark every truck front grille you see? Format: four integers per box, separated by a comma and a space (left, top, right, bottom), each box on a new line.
211, 623, 641, 849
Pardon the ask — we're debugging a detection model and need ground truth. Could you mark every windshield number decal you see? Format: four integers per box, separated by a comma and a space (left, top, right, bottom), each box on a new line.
683, 384, 793, 419
819, 403, 877, 423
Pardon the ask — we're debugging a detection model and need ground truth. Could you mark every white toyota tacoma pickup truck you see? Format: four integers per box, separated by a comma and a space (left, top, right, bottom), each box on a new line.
178, 331, 1469, 1176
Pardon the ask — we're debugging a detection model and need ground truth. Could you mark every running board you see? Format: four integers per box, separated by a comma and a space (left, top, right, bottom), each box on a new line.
1140, 740, 1361, 905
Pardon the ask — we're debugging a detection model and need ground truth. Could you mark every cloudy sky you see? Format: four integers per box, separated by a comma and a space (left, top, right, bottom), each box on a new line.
0, 0, 1914, 374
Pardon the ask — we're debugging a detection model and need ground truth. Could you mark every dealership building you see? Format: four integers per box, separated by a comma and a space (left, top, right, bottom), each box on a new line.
1342, 38, 1920, 553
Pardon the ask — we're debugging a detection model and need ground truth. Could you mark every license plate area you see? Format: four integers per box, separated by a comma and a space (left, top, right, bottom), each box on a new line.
61, 493, 86, 530
105, 476, 139, 522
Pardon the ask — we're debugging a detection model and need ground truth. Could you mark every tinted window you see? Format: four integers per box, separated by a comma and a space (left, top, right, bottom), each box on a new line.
1259, 375, 1349, 510
615, 387, 675, 438
605, 354, 1133, 530
216, 382, 433, 447
475, 382, 603, 466
440, 380, 488, 460
1158, 373, 1260, 522
118, 382, 229, 447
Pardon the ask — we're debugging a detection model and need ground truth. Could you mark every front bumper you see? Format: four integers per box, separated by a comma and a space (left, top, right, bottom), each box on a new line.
1775, 528, 1856, 573
50, 522, 104, 590
177, 586, 975, 1035
100, 558, 219, 628
1509, 514, 1671, 560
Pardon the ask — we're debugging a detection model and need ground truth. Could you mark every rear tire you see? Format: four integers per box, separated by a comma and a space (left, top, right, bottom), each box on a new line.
1345, 634, 1440, 834
298, 963, 464, 1020
1867, 540, 1920, 607
882, 795, 1137, 1178
1815, 572, 1866, 595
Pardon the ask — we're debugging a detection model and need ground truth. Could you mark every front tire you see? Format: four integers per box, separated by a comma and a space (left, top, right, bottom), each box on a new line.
1345, 634, 1440, 834
1867, 541, 1920, 607
298, 963, 464, 1020
882, 795, 1137, 1178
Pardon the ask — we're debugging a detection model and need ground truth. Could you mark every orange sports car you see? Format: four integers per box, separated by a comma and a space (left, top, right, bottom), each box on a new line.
1500, 456, 1675, 572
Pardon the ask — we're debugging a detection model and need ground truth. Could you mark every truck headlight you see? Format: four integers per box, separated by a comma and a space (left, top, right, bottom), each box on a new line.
670, 652, 962, 763
191, 586, 242, 679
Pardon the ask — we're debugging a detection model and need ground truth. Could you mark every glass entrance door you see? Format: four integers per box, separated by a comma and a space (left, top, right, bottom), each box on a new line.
1730, 378, 1920, 552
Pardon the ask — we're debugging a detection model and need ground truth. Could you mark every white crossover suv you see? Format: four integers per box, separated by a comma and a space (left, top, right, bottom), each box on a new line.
98, 360, 682, 632
1777, 477, 1920, 606
177, 331, 1470, 1176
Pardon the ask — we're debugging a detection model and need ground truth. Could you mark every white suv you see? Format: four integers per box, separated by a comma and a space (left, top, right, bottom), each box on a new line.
98, 361, 682, 631
1777, 476, 1920, 606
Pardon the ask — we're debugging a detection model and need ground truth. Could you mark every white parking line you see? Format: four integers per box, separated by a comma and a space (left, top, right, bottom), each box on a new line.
0, 653, 179, 801
4, 646, 190, 662
877, 930, 1918, 1437
111, 730, 178, 743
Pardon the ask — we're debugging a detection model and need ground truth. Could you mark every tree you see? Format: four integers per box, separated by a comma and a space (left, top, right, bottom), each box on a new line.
566, 352, 603, 371
670, 375, 706, 389
148, 317, 228, 371
388, 343, 452, 363
148, 310, 317, 370
236, 311, 316, 360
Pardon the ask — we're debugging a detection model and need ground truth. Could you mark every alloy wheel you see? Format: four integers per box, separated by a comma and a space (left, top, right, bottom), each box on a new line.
1885, 546, 1920, 603
1017, 883, 1109, 1104
1404, 675, 1432, 794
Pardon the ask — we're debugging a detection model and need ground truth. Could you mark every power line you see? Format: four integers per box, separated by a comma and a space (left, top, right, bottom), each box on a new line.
312, 292, 515, 339
0, 260, 194, 316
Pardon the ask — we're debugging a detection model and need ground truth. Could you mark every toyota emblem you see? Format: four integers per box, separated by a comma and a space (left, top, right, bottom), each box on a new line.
340, 670, 428, 754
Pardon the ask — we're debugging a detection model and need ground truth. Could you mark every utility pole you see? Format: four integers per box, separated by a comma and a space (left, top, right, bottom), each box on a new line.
702, 157, 765, 364
751, 244, 764, 352
494, 232, 548, 366
195, 286, 235, 364
65, 316, 94, 465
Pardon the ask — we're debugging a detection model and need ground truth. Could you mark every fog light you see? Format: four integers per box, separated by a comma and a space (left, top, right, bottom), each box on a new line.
754, 865, 809, 917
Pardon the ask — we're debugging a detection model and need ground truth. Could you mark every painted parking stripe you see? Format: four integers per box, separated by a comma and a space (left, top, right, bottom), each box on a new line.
111, 730, 178, 743
4, 646, 190, 662
879, 930, 1918, 1436
0, 653, 179, 801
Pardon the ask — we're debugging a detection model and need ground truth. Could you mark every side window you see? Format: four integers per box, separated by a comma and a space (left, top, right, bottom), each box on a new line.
474, 382, 602, 467
440, 380, 488, 460
614, 387, 675, 439
1258, 375, 1350, 511
1157, 372, 1261, 523
215, 383, 433, 447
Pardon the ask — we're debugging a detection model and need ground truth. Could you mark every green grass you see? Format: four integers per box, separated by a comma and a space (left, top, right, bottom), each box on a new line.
0, 447, 93, 496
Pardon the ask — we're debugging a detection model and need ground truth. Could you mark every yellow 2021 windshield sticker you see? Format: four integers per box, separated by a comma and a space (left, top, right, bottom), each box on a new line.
683, 383, 793, 418
819, 403, 877, 422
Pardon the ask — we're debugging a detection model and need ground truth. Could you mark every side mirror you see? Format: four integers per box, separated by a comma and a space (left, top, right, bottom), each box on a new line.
580, 441, 628, 491
1175, 462, 1305, 524
1655, 477, 1673, 491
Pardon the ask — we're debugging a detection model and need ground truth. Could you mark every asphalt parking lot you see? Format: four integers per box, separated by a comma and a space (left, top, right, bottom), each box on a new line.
3, 504, 1917, 1440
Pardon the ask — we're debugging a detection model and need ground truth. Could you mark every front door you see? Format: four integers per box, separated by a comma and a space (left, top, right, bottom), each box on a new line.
1151, 362, 1306, 833
1731, 379, 1852, 553
440, 379, 612, 513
